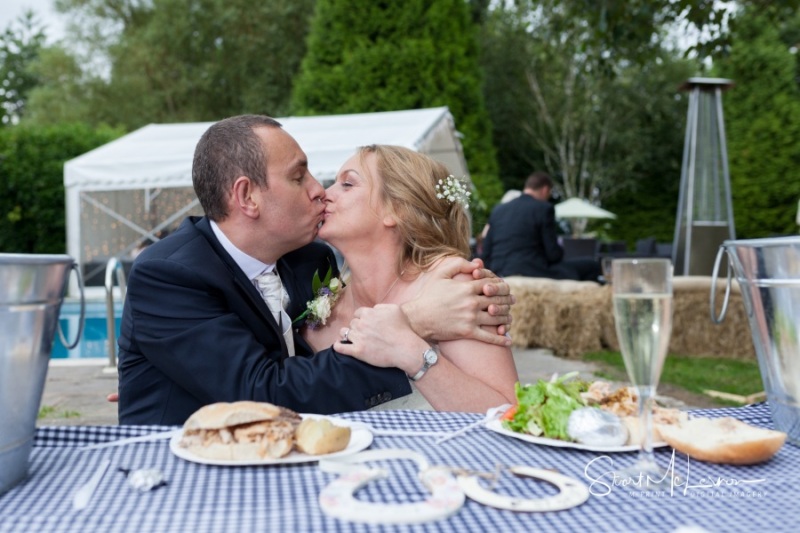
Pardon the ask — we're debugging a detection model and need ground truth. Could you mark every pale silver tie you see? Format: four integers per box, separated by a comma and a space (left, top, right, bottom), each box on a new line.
256, 271, 295, 357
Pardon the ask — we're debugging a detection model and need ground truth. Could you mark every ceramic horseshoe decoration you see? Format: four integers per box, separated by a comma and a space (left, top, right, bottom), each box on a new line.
457, 465, 590, 512
318, 449, 465, 525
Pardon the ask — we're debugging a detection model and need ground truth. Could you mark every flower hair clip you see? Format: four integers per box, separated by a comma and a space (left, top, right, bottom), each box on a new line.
435, 175, 471, 209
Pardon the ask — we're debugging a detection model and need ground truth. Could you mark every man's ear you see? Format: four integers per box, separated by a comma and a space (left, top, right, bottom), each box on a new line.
232, 176, 260, 218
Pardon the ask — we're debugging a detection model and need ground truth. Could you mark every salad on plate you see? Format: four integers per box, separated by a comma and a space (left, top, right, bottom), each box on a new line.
498, 372, 683, 448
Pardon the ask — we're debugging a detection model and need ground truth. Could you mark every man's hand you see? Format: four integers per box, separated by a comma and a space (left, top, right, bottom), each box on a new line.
401, 257, 515, 346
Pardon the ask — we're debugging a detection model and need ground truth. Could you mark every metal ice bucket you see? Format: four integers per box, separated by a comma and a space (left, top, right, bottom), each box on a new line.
712, 236, 800, 444
0, 254, 83, 495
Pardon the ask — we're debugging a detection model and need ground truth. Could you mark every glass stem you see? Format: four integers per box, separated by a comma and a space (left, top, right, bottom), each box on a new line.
637, 385, 656, 465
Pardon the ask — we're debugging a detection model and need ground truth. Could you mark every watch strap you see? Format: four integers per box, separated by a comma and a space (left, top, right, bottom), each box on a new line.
408, 347, 438, 382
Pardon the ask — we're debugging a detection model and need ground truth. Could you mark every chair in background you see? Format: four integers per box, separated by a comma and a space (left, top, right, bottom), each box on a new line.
656, 242, 673, 259
599, 240, 627, 256
634, 237, 658, 257
561, 237, 599, 261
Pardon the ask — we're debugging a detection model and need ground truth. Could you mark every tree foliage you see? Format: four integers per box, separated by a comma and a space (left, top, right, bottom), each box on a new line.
26, 0, 316, 128
291, 0, 503, 229
479, 1, 697, 241
716, 8, 800, 238
0, 11, 47, 125
6, 0, 800, 248
530, 0, 800, 62
0, 123, 123, 253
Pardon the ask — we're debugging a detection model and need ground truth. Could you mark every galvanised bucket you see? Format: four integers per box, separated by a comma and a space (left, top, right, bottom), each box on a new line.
712, 236, 800, 444
0, 254, 83, 495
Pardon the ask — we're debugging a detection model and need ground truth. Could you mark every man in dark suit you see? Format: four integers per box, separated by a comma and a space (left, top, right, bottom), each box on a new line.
481, 172, 601, 281
118, 115, 513, 425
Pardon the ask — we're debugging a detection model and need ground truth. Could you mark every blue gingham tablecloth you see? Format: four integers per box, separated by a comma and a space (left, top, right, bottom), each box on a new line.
0, 403, 797, 533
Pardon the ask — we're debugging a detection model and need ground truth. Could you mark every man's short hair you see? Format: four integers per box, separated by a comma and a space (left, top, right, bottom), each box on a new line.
524, 171, 553, 191
192, 115, 282, 221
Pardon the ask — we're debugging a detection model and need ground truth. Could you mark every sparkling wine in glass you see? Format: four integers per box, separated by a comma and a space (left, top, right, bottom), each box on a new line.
612, 258, 673, 488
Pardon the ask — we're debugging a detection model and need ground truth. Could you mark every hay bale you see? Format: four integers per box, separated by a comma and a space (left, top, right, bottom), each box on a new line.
602, 278, 754, 359
537, 287, 609, 358
670, 288, 755, 360
507, 275, 756, 360
506, 277, 607, 358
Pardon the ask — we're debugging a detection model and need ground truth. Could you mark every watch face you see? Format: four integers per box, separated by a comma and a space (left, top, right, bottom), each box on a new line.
424, 349, 438, 365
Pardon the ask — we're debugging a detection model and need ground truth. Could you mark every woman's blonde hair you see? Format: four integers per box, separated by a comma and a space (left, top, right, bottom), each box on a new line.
358, 144, 471, 275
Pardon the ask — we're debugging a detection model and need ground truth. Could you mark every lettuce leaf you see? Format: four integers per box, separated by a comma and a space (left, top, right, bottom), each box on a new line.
504, 373, 590, 441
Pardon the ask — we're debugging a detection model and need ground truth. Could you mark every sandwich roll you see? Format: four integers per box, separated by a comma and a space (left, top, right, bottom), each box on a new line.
294, 417, 352, 455
179, 401, 302, 461
658, 416, 787, 465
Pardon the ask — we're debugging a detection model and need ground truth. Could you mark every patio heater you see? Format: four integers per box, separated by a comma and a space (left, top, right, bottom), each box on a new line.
672, 77, 736, 276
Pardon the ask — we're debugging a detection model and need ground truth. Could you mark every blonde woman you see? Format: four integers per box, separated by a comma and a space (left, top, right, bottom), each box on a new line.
304, 145, 518, 412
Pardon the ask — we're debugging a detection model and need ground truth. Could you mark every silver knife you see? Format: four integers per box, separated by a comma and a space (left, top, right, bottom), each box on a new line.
78, 429, 182, 452
72, 459, 111, 510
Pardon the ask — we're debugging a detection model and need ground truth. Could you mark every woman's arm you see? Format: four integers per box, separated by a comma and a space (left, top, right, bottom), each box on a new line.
417, 273, 518, 411
424, 335, 518, 412
334, 297, 519, 413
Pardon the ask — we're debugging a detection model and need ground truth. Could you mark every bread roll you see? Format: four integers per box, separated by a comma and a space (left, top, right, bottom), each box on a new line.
658, 416, 787, 465
620, 408, 688, 445
294, 418, 351, 455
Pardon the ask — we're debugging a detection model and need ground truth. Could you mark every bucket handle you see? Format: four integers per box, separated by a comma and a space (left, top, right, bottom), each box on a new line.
57, 262, 85, 350
710, 245, 733, 324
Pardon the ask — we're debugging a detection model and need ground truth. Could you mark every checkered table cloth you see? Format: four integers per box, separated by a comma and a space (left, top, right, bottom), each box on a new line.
1, 403, 797, 533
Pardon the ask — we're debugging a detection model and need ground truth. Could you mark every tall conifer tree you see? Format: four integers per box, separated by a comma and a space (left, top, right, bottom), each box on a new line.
719, 10, 800, 238
291, 0, 502, 223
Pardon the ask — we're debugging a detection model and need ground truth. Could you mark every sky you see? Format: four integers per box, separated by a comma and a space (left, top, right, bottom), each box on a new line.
1, 0, 67, 42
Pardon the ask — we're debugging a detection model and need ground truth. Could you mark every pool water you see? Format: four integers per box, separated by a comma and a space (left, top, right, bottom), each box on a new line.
52, 300, 123, 359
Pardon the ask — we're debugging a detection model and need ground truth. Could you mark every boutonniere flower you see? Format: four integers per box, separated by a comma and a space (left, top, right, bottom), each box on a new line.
293, 266, 342, 329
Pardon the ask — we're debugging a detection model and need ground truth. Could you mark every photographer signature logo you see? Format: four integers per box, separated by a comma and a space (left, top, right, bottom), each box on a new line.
584, 451, 766, 497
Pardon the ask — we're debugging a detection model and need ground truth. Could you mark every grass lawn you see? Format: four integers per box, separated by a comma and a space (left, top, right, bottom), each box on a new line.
584, 351, 765, 405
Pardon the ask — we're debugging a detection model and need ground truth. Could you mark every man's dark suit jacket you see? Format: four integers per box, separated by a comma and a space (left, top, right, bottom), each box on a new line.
118, 216, 411, 425
481, 194, 574, 279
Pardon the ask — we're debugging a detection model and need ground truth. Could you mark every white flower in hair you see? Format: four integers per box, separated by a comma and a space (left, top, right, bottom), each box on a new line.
435, 175, 471, 209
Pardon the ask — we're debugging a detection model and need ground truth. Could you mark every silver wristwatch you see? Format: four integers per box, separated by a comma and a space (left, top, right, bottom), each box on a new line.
408, 346, 439, 381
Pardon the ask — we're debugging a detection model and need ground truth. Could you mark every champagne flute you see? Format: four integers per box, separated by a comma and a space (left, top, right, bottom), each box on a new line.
612, 258, 673, 488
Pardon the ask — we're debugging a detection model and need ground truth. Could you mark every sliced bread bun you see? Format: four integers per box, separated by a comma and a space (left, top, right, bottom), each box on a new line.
294, 418, 352, 455
179, 401, 301, 460
658, 416, 787, 465
183, 420, 297, 461
183, 401, 298, 430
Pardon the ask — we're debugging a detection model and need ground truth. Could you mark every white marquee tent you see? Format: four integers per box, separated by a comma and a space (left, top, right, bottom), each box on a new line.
64, 107, 470, 286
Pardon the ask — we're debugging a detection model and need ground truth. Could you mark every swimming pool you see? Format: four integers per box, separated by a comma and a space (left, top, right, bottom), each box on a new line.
52, 300, 123, 359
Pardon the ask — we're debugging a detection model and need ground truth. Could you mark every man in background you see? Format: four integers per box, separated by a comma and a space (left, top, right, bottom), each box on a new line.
481, 171, 601, 281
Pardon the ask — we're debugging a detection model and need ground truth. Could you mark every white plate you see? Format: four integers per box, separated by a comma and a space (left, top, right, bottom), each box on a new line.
485, 419, 667, 453
170, 414, 372, 466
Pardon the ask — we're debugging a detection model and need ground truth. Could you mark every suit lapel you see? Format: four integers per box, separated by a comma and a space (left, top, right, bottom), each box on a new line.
194, 217, 286, 343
